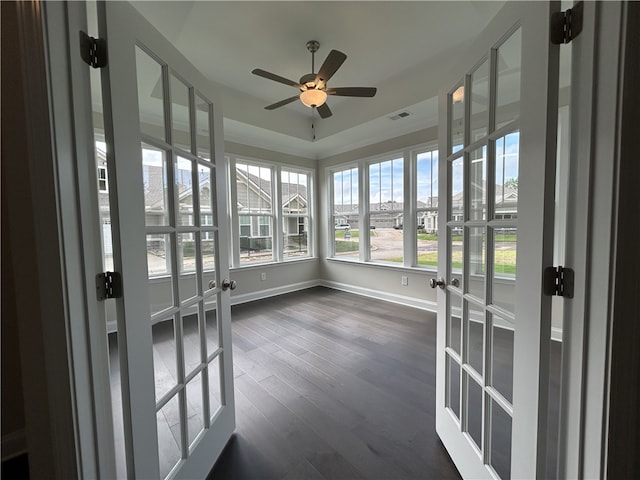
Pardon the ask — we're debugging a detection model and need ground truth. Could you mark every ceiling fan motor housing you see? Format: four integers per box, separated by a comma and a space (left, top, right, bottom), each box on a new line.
299, 73, 317, 89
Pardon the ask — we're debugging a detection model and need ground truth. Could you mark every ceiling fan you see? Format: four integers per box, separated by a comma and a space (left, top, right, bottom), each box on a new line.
252, 40, 377, 119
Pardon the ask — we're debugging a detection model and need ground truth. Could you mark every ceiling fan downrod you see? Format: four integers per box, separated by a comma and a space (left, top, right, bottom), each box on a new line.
306, 40, 320, 74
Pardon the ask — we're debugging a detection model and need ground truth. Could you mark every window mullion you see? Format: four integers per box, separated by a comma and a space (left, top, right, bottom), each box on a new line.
405, 150, 416, 267
360, 160, 369, 262
228, 155, 240, 267
273, 165, 282, 262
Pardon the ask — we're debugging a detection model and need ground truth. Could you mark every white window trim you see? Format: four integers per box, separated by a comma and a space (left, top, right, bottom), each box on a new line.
327, 142, 439, 270
228, 154, 315, 266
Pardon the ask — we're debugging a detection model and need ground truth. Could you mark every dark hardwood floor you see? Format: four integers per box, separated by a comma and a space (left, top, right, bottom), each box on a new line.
208, 287, 461, 480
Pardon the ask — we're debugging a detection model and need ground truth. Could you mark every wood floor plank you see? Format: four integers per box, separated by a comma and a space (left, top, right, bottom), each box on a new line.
243, 347, 365, 430
210, 287, 461, 479
258, 374, 400, 479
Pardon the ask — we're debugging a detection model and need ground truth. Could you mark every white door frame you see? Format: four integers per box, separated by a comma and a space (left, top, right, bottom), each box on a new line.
559, 2, 626, 478
30, 0, 630, 478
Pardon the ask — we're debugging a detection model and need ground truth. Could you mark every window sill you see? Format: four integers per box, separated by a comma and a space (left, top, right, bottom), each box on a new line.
325, 256, 437, 274
230, 256, 318, 272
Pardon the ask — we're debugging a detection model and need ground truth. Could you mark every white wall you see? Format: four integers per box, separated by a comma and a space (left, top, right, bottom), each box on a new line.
318, 127, 440, 308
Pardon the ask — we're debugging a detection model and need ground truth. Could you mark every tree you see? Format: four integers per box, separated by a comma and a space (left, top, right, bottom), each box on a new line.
504, 178, 518, 191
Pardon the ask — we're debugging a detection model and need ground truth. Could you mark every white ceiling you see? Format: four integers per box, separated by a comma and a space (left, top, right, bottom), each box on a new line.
131, 1, 506, 159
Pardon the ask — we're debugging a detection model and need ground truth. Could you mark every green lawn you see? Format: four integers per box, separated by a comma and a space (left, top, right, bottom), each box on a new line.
386, 250, 517, 274
416, 234, 516, 242
335, 240, 359, 253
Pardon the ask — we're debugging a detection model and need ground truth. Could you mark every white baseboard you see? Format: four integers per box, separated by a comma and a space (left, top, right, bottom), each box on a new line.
2, 429, 27, 461
319, 280, 438, 313
230, 280, 322, 306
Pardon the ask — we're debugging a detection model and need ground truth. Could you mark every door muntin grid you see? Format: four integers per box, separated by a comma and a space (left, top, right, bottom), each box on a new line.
135, 45, 224, 478
444, 27, 521, 478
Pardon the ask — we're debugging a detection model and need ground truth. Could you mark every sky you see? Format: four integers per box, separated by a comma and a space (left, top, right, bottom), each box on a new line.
333, 131, 519, 210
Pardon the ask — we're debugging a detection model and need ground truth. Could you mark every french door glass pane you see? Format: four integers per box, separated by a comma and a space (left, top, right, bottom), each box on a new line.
176, 157, 194, 226
136, 47, 166, 141
492, 228, 517, 312
450, 157, 464, 221
494, 132, 520, 218
471, 59, 490, 141
177, 233, 197, 302
170, 73, 192, 153
467, 303, 485, 376
491, 314, 514, 403
157, 395, 181, 479
186, 372, 205, 450
467, 227, 486, 300
466, 373, 483, 450
450, 84, 465, 153
490, 399, 512, 480
449, 226, 463, 286
208, 356, 223, 419
495, 28, 522, 130
142, 144, 169, 226
195, 94, 211, 160
182, 313, 202, 374
205, 308, 219, 356
152, 317, 177, 402
147, 233, 172, 277
447, 354, 461, 421
469, 146, 487, 221
448, 292, 462, 355
198, 164, 215, 225
201, 232, 216, 291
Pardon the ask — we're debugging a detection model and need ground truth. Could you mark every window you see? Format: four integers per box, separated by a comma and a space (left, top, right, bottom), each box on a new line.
235, 162, 274, 263
329, 145, 440, 270
281, 170, 310, 259
369, 157, 404, 263
98, 165, 108, 192
416, 149, 439, 268
230, 157, 313, 265
332, 167, 359, 259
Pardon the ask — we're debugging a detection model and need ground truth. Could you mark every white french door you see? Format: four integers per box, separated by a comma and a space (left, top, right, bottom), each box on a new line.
95, 2, 235, 478
435, 2, 559, 478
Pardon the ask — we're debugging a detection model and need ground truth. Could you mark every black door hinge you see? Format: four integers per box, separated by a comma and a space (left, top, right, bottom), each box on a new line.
550, 1, 584, 45
96, 271, 122, 300
543, 266, 574, 298
80, 31, 107, 68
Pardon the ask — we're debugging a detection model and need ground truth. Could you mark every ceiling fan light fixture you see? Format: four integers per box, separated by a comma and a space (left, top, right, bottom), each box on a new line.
300, 89, 327, 108
452, 86, 465, 104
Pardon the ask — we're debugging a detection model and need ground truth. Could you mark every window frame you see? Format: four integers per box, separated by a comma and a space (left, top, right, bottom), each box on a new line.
327, 142, 439, 271
328, 163, 361, 260
228, 154, 314, 267
97, 165, 109, 192
281, 168, 312, 260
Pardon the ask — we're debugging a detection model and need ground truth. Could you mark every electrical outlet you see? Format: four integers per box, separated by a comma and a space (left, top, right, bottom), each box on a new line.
260, 272, 267, 281
401, 275, 408, 286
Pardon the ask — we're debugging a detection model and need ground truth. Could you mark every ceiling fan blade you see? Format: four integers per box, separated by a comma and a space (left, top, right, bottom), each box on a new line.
316, 103, 332, 119
314, 50, 347, 89
264, 95, 300, 110
326, 87, 377, 97
252, 69, 301, 88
